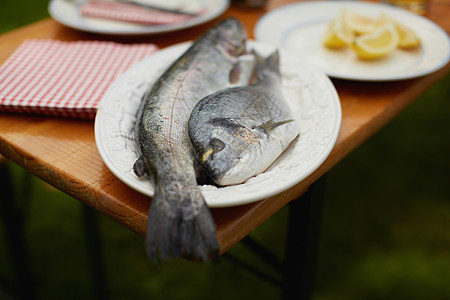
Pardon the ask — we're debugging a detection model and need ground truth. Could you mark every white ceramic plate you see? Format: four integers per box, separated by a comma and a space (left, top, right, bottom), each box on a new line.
254, 1, 450, 81
94, 40, 342, 207
48, 0, 229, 35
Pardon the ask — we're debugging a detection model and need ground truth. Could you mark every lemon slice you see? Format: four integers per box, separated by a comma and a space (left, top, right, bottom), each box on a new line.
376, 13, 420, 49
342, 9, 377, 35
351, 24, 399, 59
323, 17, 354, 48
395, 23, 421, 49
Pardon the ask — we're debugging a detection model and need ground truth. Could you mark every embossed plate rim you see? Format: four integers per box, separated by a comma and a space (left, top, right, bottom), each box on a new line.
94, 40, 342, 207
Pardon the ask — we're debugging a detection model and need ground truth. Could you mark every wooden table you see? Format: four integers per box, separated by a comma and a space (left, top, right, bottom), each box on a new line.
1, 0, 449, 278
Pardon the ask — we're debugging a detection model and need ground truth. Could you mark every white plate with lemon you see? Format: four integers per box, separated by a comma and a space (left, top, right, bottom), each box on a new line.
254, 1, 450, 81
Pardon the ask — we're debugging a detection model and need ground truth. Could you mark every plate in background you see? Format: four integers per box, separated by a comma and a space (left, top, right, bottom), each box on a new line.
48, 0, 229, 35
254, 1, 450, 81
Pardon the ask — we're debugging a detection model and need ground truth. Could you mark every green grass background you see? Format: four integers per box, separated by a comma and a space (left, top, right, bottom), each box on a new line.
1, 1, 450, 299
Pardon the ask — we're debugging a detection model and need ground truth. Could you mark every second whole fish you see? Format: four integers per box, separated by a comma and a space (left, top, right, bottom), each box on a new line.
188, 50, 300, 186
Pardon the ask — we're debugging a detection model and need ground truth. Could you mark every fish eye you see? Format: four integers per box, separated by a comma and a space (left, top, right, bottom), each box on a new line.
210, 138, 226, 153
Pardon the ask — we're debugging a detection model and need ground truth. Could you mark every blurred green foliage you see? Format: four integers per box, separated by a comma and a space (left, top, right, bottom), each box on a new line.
315, 77, 450, 300
1, 0, 49, 34
1, 1, 450, 299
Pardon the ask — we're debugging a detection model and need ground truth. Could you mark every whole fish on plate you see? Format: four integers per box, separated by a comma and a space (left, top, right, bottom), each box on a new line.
188, 50, 300, 186
134, 18, 247, 261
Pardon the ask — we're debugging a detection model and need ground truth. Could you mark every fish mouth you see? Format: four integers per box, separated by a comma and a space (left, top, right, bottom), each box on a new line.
199, 147, 236, 186
198, 122, 261, 186
201, 142, 259, 187
221, 38, 246, 57
215, 155, 253, 186
233, 38, 247, 55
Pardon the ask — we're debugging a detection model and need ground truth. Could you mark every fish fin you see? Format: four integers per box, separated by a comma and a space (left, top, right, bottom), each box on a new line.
265, 50, 280, 72
256, 119, 294, 135
133, 157, 146, 177
230, 53, 257, 85
251, 49, 264, 64
251, 49, 280, 81
229, 61, 241, 84
146, 183, 219, 262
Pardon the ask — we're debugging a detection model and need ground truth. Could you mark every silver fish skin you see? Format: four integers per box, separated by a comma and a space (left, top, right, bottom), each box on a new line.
188, 50, 300, 186
134, 18, 247, 261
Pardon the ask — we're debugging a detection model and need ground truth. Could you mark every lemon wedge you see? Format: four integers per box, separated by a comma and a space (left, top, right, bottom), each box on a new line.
342, 9, 377, 35
324, 9, 419, 59
323, 17, 354, 48
395, 23, 421, 49
376, 13, 421, 49
351, 24, 399, 59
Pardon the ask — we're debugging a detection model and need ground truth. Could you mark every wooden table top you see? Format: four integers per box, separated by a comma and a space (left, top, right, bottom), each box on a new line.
0, 0, 449, 255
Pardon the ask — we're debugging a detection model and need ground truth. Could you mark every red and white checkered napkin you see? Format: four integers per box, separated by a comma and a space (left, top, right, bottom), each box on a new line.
79, 0, 197, 25
0, 39, 158, 119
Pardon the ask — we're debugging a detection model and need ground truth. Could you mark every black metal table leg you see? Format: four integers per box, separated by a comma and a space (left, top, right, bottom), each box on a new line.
0, 161, 36, 300
82, 204, 109, 300
223, 176, 327, 300
282, 176, 326, 300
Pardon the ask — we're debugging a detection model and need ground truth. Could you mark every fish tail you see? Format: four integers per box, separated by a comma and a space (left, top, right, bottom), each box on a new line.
146, 183, 219, 262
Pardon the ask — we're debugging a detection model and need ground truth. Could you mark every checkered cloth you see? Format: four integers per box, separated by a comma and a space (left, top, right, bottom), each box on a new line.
79, 0, 197, 25
0, 39, 158, 119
